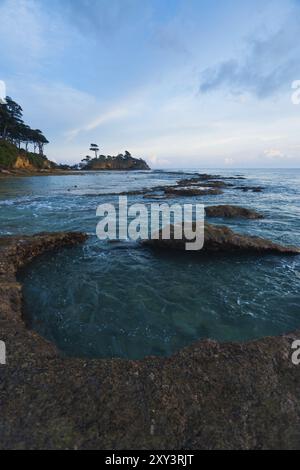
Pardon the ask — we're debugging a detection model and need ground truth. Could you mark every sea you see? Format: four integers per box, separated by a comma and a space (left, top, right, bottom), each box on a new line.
0, 168, 299, 359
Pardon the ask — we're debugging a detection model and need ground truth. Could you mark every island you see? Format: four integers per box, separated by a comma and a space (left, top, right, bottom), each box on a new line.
81, 150, 150, 171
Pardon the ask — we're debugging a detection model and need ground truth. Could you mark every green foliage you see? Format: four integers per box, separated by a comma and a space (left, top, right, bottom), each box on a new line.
0, 140, 18, 168
0, 96, 49, 156
0, 140, 53, 170
26, 152, 50, 169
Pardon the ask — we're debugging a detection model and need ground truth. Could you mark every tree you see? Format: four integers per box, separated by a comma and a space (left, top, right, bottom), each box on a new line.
81, 155, 92, 166
0, 96, 49, 155
32, 129, 49, 156
90, 143, 99, 159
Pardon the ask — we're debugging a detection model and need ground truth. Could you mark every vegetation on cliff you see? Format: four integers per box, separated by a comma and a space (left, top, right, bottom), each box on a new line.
0, 140, 55, 170
81, 147, 150, 171
0, 96, 54, 170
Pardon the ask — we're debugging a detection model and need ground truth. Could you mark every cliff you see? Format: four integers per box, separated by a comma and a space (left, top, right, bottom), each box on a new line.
0, 140, 56, 173
85, 153, 150, 171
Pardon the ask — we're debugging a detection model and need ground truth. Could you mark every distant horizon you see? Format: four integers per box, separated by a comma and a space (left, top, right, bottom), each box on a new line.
1, 0, 300, 168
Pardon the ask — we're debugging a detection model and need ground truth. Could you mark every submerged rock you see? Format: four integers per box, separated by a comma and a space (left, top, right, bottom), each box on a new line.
177, 179, 232, 189
164, 187, 223, 197
205, 205, 264, 220
235, 186, 264, 193
143, 223, 300, 254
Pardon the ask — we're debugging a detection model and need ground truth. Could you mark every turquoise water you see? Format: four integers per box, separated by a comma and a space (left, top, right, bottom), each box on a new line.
1, 169, 300, 359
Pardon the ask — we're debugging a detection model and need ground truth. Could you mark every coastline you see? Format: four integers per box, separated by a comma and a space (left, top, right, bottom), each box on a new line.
0, 169, 85, 178
1, 231, 300, 450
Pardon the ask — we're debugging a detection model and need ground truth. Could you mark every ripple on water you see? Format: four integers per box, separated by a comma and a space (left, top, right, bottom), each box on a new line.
20, 237, 300, 360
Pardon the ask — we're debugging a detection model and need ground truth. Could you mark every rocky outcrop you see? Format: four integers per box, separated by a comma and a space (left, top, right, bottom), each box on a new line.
1, 232, 300, 450
205, 205, 264, 219
13, 156, 36, 170
143, 223, 300, 254
86, 154, 150, 171
235, 186, 264, 193
164, 187, 223, 197
0, 140, 55, 173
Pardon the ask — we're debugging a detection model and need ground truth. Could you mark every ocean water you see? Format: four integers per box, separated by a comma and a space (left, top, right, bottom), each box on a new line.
1, 169, 300, 359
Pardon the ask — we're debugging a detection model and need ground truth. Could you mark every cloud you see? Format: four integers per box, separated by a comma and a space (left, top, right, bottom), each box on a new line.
263, 149, 285, 159
224, 157, 235, 166
65, 106, 131, 140
52, 0, 151, 38
199, 10, 300, 98
147, 154, 170, 167
64, 87, 149, 140
0, 0, 44, 66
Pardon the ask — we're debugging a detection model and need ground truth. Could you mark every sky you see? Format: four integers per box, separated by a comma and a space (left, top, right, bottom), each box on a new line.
1, 0, 300, 168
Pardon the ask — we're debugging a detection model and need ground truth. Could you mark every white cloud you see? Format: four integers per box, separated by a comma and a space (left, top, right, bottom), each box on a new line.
0, 0, 45, 66
263, 148, 285, 159
65, 106, 131, 141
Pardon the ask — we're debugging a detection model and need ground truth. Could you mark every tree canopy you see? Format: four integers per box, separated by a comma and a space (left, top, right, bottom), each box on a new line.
0, 96, 49, 155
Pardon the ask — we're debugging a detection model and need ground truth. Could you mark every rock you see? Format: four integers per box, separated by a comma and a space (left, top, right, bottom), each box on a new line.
235, 186, 264, 193
176, 175, 220, 185
143, 223, 300, 254
205, 205, 264, 220
119, 189, 150, 196
177, 179, 232, 189
164, 187, 223, 197
1, 231, 300, 449
175, 174, 246, 190
0, 232, 88, 275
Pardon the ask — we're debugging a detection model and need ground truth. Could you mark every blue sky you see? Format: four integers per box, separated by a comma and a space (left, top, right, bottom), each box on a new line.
1, 0, 300, 167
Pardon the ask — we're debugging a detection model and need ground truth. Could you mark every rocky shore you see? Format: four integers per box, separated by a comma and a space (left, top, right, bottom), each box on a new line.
1, 231, 300, 450
144, 223, 300, 254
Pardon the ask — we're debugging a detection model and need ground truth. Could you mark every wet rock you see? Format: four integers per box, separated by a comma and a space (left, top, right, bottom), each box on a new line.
235, 186, 264, 193
176, 175, 220, 185
205, 205, 264, 220
164, 187, 223, 197
177, 179, 232, 189
143, 223, 300, 254
0, 232, 88, 275
1, 231, 300, 450
119, 189, 150, 196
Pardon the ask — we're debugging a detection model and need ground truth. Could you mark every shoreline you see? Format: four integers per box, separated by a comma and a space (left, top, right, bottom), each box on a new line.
0, 168, 153, 178
1, 231, 300, 449
0, 169, 86, 178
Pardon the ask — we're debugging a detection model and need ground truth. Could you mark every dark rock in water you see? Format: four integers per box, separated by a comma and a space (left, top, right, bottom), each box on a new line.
205, 205, 264, 220
1, 232, 300, 449
143, 194, 166, 200
164, 187, 223, 197
0, 232, 88, 279
143, 223, 300, 254
119, 189, 150, 196
177, 179, 232, 189
196, 173, 222, 180
235, 186, 264, 193
177, 175, 221, 185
